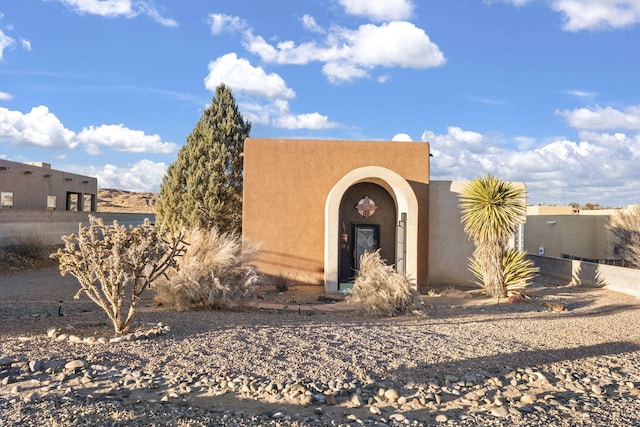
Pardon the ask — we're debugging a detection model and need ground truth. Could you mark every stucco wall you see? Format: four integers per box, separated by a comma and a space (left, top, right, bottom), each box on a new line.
427, 181, 475, 286
242, 138, 430, 287
0, 159, 97, 211
0, 210, 155, 247
525, 215, 612, 260
529, 254, 640, 297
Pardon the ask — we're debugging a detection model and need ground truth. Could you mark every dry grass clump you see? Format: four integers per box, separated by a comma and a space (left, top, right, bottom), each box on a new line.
10, 229, 50, 259
154, 228, 258, 310
347, 250, 423, 316
469, 248, 538, 296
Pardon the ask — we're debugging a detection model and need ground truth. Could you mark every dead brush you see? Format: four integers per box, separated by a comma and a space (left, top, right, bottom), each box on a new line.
154, 228, 259, 310
347, 250, 423, 316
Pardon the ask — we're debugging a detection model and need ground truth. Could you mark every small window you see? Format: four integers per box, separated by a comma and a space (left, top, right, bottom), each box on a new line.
47, 195, 57, 210
1, 191, 14, 208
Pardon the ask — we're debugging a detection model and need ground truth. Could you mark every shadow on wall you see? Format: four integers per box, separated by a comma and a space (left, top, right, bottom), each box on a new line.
529, 254, 640, 297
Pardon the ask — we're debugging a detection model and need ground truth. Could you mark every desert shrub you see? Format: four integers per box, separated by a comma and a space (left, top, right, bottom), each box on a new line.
10, 229, 49, 259
154, 228, 259, 310
607, 205, 640, 268
51, 215, 186, 335
469, 248, 538, 295
347, 250, 423, 316
273, 272, 294, 293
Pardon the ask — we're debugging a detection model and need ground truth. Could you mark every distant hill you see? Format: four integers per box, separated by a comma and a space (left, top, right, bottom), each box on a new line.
97, 189, 158, 214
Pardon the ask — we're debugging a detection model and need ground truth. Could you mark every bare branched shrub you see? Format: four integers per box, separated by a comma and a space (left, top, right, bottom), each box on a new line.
347, 250, 423, 316
607, 205, 640, 268
154, 228, 259, 310
51, 216, 186, 335
10, 229, 49, 259
469, 248, 538, 295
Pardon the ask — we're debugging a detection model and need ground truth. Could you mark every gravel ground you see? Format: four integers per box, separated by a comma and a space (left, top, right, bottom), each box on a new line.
1, 266, 640, 426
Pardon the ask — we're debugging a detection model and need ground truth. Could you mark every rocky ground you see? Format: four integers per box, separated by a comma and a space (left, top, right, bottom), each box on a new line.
1, 266, 640, 426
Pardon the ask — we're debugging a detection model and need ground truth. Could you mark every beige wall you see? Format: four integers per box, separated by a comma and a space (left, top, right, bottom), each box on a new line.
0, 159, 97, 211
242, 138, 430, 288
0, 210, 155, 247
524, 215, 613, 260
427, 181, 476, 286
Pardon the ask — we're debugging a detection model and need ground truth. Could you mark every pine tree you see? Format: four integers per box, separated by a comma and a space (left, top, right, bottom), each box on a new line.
157, 84, 251, 234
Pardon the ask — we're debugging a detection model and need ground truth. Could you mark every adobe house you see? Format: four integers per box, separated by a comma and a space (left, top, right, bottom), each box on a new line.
0, 159, 97, 212
242, 138, 479, 293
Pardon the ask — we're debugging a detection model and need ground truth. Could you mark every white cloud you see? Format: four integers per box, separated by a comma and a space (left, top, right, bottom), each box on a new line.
203, 54, 339, 130
550, 0, 640, 31
273, 111, 338, 130
76, 124, 178, 155
245, 21, 445, 84
392, 133, 413, 141
0, 91, 13, 100
557, 105, 640, 130
86, 160, 167, 192
339, 0, 414, 21
0, 105, 177, 155
20, 38, 31, 51
204, 53, 296, 99
57, 0, 177, 27
422, 124, 640, 205
563, 89, 597, 98
0, 29, 15, 60
208, 14, 248, 35
301, 14, 324, 33
0, 106, 77, 149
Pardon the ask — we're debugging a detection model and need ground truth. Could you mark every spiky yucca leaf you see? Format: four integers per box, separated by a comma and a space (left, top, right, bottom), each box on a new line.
459, 174, 526, 298
469, 248, 538, 295
347, 250, 423, 317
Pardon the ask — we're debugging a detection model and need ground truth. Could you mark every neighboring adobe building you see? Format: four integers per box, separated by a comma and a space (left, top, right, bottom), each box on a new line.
524, 205, 636, 264
242, 138, 514, 293
0, 159, 97, 212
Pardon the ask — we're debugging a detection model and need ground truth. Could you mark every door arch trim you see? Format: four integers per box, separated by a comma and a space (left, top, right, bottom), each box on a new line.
324, 166, 419, 293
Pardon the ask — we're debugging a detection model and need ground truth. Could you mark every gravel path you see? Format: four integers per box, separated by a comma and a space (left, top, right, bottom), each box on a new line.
1, 267, 640, 426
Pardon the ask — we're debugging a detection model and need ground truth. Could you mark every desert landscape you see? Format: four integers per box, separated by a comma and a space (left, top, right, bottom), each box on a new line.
1, 262, 640, 426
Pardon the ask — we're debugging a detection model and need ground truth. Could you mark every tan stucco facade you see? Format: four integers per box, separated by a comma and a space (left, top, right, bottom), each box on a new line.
525, 207, 616, 261
242, 138, 430, 292
0, 159, 97, 211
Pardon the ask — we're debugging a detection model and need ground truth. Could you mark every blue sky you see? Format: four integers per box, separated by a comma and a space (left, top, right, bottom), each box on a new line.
1, 0, 639, 206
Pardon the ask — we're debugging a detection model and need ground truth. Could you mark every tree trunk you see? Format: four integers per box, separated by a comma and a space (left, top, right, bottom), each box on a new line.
476, 242, 506, 298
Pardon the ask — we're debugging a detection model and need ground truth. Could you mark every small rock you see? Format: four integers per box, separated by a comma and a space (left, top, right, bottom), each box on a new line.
520, 393, 537, 404
29, 360, 43, 373
65, 359, 88, 372
350, 393, 364, 407
491, 406, 509, 418
68, 335, 82, 344
384, 388, 399, 402
370, 406, 382, 415
0, 356, 13, 366
435, 414, 448, 423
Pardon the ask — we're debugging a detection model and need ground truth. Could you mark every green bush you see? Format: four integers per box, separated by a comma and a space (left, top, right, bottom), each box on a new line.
154, 228, 259, 310
469, 248, 538, 295
347, 250, 423, 316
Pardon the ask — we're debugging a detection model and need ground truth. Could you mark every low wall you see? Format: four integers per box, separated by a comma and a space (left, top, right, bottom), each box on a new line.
529, 254, 640, 298
0, 210, 155, 247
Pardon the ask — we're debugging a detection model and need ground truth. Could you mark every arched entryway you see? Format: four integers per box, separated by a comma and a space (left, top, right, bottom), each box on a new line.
338, 182, 396, 289
324, 166, 419, 293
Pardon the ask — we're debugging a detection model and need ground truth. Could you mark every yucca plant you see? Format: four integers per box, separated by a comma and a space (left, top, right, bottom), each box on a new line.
469, 248, 538, 295
347, 250, 423, 316
154, 228, 258, 310
459, 174, 526, 298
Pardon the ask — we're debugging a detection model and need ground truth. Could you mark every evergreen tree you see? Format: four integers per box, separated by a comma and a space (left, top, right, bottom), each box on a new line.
157, 84, 250, 234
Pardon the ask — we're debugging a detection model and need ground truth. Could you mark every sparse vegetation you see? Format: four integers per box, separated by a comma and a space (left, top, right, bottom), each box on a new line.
607, 205, 640, 269
346, 250, 423, 316
469, 248, 538, 295
154, 228, 259, 310
273, 272, 294, 293
9, 228, 49, 259
459, 174, 527, 298
51, 215, 186, 335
